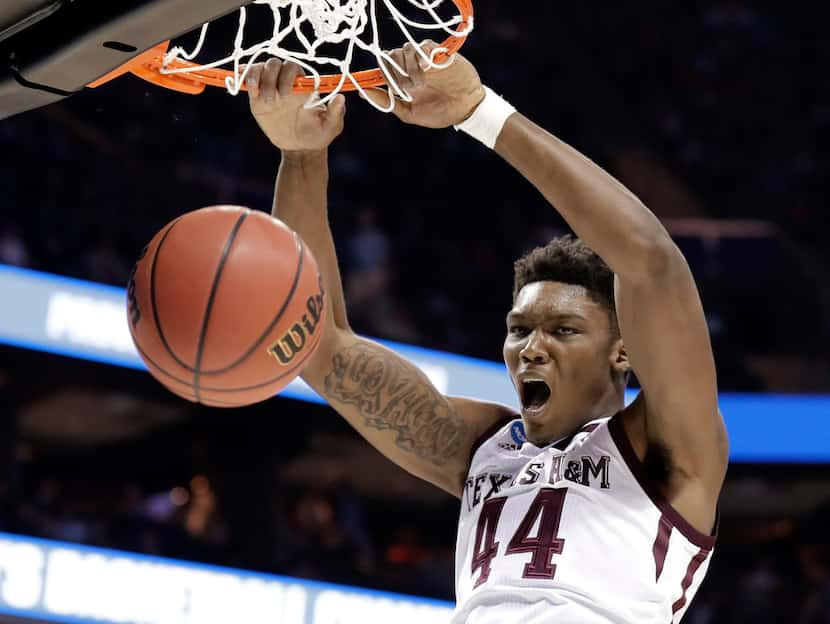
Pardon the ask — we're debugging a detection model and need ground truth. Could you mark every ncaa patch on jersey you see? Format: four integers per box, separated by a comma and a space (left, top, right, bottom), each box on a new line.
510, 421, 527, 446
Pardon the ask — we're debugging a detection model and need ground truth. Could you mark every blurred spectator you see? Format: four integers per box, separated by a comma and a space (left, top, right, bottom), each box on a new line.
82, 234, 131, 285
280, 487, 371, 584
386, 525, 428, 568
345, 207, 421, 342
345, 206, 392, 326
800, 545, 830, 624
348, 207, 391, 279
0, 224, 30, 267
184, 475, 229, 548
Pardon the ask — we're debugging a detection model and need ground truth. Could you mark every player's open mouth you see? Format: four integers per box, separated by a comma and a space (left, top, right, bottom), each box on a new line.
520, 379, 551, 413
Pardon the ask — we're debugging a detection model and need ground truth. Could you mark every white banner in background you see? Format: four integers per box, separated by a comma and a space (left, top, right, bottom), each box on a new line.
0, 533, 453, 624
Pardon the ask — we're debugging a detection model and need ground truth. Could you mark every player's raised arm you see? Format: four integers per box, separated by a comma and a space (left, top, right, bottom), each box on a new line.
246, 60, 511, 497
364, 43, 729, 532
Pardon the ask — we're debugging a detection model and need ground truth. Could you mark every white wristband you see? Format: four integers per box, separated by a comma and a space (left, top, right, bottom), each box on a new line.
454, 86, 516, 149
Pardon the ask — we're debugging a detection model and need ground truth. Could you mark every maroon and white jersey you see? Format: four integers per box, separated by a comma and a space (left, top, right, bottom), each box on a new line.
452, 415, 716, 624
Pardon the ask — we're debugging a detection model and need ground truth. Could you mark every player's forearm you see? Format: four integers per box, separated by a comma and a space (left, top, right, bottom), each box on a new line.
273, 149, 351, 330
494, 113, 681, 279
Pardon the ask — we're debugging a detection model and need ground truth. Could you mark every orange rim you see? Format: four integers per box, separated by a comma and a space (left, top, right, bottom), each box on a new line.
88, 0, 474, 95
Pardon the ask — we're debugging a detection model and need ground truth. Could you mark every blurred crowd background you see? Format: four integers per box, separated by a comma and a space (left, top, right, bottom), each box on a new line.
1, 1, 829, 623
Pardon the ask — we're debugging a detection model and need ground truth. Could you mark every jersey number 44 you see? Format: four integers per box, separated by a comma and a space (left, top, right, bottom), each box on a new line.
472, 488, 568, 587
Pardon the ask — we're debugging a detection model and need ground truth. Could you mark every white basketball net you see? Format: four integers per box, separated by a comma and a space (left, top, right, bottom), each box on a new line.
160, 0, 473, 111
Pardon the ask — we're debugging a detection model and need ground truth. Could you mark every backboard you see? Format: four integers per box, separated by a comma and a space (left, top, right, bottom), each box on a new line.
0, 0, 250, 120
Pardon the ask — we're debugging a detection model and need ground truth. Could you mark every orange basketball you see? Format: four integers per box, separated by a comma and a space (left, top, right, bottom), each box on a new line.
126, 206, 326, 407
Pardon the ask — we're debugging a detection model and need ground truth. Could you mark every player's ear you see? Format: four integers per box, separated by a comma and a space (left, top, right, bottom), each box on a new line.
609, 337, 630, 377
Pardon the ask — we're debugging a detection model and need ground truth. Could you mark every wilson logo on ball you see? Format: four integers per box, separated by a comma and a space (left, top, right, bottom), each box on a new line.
127, 244, 149, 328
268, 281, 325, 366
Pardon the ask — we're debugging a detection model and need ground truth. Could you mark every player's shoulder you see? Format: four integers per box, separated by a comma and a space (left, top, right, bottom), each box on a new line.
449, 397, 519, 469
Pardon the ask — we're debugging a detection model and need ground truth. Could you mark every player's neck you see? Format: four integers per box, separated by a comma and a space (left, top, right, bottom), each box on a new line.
524, 387, 625, 446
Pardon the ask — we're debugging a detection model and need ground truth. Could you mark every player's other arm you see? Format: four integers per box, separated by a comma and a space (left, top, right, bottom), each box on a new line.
496, 114, 727, 527
247, 60, 510, 497
492, 91, 727, 518
367, 43, 728, 529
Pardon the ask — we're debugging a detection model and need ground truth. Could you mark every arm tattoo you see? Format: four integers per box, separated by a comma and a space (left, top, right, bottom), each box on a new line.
323, 343, 467, 466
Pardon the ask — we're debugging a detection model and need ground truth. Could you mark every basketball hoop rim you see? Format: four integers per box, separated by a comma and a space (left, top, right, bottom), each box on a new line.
88, 0, 474, 96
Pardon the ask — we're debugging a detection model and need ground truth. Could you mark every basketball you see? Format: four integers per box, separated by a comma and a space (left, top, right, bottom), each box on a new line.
126, 205, 326, 407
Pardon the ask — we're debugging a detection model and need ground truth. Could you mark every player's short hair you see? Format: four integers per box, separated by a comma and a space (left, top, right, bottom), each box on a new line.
512, 235, 619, 335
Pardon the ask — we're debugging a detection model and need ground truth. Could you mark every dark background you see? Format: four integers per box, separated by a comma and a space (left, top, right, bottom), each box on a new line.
1, 2, 829, 623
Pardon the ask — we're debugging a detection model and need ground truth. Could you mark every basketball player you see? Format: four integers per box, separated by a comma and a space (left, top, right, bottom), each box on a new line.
245, 40, 728, 623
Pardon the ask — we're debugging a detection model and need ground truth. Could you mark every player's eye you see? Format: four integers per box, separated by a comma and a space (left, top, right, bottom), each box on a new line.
555, 326, 577, 336
509, 325, 529, 337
